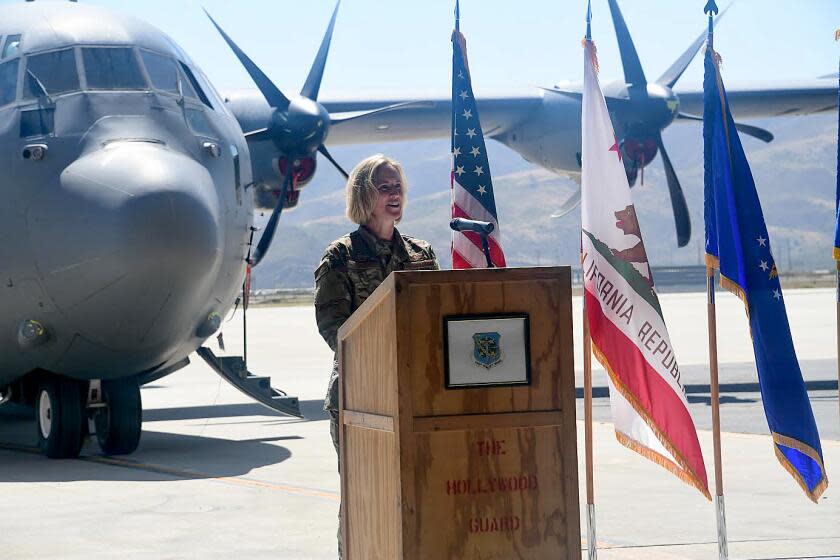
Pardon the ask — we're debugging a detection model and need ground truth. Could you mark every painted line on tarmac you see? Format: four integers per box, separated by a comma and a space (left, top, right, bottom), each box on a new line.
597, 535, 840, 551
0, 442, 340, 502
91, 455, 341, 502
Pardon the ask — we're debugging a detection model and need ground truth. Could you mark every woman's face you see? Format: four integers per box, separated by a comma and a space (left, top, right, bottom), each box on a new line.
369, 163, 404, 225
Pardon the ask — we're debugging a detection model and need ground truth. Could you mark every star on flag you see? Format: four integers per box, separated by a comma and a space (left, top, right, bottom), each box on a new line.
609, 137, 622, 162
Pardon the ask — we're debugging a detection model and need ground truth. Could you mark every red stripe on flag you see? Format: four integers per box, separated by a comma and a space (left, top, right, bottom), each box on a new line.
585, 290, 709, 490
452, 249, 472, 270
451, 203, 506, 267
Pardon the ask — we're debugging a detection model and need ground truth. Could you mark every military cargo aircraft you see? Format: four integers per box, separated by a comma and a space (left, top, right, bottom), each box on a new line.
0, 0, 835, 459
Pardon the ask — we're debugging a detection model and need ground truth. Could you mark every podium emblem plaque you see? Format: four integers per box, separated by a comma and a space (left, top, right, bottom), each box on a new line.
444, 314, 531, 388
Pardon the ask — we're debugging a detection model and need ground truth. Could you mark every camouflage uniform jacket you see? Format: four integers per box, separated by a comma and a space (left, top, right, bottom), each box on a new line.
315, 226, 438, 410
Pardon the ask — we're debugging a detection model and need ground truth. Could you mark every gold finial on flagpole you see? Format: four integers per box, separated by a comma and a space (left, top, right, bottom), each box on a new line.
834, 28, 840, 41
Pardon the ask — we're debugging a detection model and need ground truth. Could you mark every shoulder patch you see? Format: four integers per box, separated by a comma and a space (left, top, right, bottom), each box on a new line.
315, 235, 353, 277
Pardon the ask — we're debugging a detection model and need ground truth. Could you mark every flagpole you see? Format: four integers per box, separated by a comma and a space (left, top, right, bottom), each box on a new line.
582, 3, 597, 557
583, 299, 597, 560
706, 267, 728, 560
835, 29, 840, 427
704, 3, 728, 559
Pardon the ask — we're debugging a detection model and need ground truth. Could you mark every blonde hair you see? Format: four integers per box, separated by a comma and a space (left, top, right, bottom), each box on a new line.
345, 154, 408, 225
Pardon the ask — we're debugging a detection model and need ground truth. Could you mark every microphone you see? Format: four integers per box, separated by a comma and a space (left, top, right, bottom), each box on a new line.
449, 218, 494, 235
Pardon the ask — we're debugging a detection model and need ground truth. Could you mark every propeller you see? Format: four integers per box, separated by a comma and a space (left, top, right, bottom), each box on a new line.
655, 134, 690, 247
549, 186, 581, 219
600, 0, 747, 247
206, 2, 416, 265
606, 0, 647, 99
251, 164, 296, 266
676, 112, 774, 143
655, 3, 732, 89
552, 1, 743, 243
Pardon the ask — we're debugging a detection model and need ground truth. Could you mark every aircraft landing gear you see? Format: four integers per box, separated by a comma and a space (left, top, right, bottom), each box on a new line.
36, 376, 84, 459
94, 379, 142, 456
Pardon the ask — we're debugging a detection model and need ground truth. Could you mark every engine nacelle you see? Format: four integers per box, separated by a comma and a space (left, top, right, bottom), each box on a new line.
254, 155, 317, 210
620, 136, 658, 187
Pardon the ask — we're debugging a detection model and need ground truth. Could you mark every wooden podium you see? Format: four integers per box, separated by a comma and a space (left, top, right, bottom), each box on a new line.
336, 267, 580, 559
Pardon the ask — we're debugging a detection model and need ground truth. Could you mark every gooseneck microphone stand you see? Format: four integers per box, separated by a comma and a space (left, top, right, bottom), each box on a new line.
479, 231, 494, 268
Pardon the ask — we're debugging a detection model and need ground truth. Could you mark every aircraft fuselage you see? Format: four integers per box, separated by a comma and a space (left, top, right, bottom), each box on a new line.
0, 3, 252, 394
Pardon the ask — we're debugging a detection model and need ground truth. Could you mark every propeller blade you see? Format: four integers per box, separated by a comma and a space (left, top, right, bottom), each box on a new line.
606, 0, 648, 97
677, 112, 774, 142
330, 100, 433, 125
656, 2, 731, 89
251, 169, 295, 266
655, 134, 691, 247
539, 87, 582, 100
318, 144, 349, 179
540, 86, 631, 106
731, 122, 775, 143
550, 187, 582, 218
675, 112, 702, 122
300, 1, 341, 101
204, 9, 290, 110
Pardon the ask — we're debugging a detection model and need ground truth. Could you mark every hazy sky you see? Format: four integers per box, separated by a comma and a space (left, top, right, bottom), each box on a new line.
10, 0, 835, 99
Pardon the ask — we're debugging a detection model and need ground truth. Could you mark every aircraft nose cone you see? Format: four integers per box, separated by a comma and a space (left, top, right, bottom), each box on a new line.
26, 142, 223, 370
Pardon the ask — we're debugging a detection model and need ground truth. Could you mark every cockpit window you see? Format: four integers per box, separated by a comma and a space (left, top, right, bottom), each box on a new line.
3, 35, 21, 59
193, 68, 226, 112
24, 48, 79, 99
185, 107, 214, 137
82, 47, 146, 90
178, 62, 213, 109
140, 50, 179, 94
0, 59, 18, 106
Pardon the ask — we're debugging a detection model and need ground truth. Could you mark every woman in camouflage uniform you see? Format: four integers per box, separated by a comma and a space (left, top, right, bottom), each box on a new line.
314, 154, 438, 557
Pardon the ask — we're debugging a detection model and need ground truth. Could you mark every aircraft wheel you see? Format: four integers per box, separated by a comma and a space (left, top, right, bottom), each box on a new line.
36, 376, 84, 459
95, 379, 142, 455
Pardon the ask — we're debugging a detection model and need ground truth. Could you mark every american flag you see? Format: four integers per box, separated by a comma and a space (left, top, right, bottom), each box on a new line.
450, 7, 505, 269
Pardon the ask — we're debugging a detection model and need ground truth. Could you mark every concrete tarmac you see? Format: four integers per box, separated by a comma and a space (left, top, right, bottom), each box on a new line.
1, 288, 838, 559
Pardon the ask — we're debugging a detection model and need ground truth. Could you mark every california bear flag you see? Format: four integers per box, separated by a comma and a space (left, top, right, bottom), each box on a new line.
580, 38, 710, 498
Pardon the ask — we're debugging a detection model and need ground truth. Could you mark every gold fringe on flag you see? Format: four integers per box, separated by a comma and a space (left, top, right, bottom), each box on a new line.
834, 28, 840, 41
591, 342, 712, 500
772, 432, 829, 503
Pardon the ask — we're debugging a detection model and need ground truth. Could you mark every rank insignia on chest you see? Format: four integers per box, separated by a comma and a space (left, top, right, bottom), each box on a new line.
473, 332, 502, 369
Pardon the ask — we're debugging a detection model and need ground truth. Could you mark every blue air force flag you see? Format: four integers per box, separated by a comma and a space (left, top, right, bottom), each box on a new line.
703, 48, 828, 501
834, 55, 840, 260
